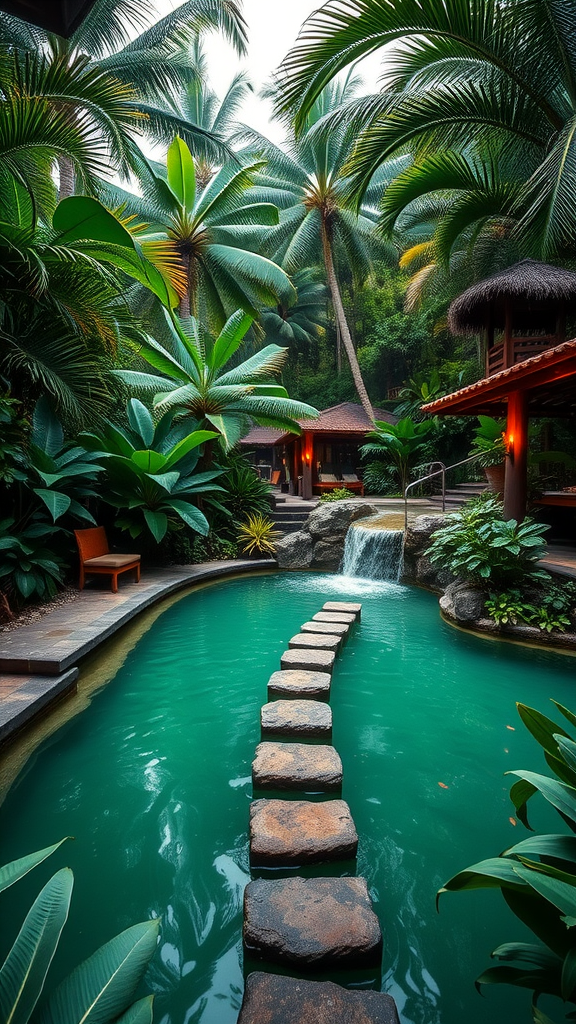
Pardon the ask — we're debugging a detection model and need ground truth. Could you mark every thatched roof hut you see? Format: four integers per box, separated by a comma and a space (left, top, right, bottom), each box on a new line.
448, 259, 576, 335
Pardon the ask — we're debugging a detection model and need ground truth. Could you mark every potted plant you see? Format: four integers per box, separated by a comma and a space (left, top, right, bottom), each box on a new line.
469, 416, 507, 493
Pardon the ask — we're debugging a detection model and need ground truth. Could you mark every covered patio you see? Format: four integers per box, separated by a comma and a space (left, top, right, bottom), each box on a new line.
422, 260, 576, 529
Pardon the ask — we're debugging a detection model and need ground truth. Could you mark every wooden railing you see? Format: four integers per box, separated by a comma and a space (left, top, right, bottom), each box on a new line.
486, 335, 558, 376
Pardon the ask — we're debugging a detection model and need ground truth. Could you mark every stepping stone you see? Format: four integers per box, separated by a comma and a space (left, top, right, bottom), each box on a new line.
238, 973, 400, 1024
289, 632, 341, 653
261, 700, 332, 738
281, 648, 335, 674
243, 876, 382, 969
252, 742, 342, 791
323, 601, 362, 621
313, 611, 356, 625
301, 620, 350, 638
267, 670, 331, 701
249, 798, 358, 866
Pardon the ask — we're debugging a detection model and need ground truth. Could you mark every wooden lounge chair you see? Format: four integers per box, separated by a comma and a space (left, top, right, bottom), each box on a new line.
342, 473, 365, 497
75, 527, 141, 593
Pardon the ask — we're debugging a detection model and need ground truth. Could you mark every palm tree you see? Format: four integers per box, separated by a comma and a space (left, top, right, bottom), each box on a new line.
0, 0, 247, 198
238, 76, 395, 420
276, 0, 576, 260
102, 136, 295, 328
259, 269, 328, 356
115, 308, 318, 450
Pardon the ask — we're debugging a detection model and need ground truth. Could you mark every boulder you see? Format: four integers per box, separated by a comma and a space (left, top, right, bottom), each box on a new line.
275, 530, 314, 570
311, 538, 344, 571
306, 502, 379, 540
402, 513, 453, 592
238, 973, 400, 1024
440, 581, 487, 623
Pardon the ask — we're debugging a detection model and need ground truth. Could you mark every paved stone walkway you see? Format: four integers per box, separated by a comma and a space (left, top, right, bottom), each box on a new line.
0, 559, 274, 746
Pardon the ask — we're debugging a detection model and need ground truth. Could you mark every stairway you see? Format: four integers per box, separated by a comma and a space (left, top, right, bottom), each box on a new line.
270, 495, 317, 534
428, 481, 488, 509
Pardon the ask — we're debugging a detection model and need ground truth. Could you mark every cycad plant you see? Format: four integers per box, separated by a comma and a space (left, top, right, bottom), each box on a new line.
0, 838, 159, 1023
439, 699, 576, 1024
277, 0, 576, 261
0, 0, 247, 198
104, 136, 294, 325
116, 308, 318, 450
238, 75, 396, 420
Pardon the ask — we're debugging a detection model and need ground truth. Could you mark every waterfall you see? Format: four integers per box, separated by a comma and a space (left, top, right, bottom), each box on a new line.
342, 523, 404, 582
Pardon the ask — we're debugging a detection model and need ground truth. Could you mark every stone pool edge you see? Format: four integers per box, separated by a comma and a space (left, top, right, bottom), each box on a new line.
0, 559, 276, 747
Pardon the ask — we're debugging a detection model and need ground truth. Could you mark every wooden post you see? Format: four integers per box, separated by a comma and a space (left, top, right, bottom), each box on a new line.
503, 390, 528, 522
504, 300, 514, 369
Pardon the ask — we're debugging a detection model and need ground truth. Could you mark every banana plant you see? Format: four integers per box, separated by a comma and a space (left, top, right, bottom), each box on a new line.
0, 837, 158, 1024
115, 308, 318, 451
80, 399, 224, 542
439, 700, 576, 1023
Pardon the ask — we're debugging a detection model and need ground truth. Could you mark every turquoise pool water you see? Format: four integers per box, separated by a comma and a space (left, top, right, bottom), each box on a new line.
0, 573, 574, 1024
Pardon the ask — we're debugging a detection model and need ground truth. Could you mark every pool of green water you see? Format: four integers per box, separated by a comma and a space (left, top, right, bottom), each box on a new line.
0, 573, 574, 1024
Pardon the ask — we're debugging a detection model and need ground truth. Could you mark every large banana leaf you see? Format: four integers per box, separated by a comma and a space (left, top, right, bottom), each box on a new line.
38, 919, 160, 1024
0, 867, 73, 1024
0, 839, 70, 895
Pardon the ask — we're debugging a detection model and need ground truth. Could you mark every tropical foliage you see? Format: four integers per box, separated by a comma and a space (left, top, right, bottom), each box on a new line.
117, 308, 318, 450
0, 837, 158, 1023
439, 699, 576, 1023
427, 495, 549, 587
361, 417, 434, 494
237, 513, 280, 556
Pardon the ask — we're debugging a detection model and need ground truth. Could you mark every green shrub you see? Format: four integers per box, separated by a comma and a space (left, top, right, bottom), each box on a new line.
470, 415, 507, 468
439, 700, 576, 1020
427, 495, 549, 587
219, 457, 272, 522
0, 838, 158, 1023
0, 517, 66, 607
361, 461, 398, 496
192, 533, 239, 562
319, 487, 356, 502
237, 514, 280, 556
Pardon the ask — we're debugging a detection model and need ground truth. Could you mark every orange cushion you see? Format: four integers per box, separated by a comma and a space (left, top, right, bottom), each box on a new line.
84, 554, 140, 568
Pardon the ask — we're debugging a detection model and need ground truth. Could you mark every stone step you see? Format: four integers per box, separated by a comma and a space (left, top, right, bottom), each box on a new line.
243, 876, 382, 970
238, 973, 400, 1024
249, 799, 357, 867
301, 620, 350, 639
288, 632, 341, 654
312, 610, 356, 625
252, 742, 342, 792
261, 700, 332, 738
267, 670, 331, 702
322, 601, 362, 621
281, 648, 336, 675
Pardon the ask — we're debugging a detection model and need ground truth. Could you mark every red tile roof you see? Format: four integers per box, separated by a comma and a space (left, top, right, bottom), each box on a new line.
240, 403, 396, 446
421, 338, 576, 415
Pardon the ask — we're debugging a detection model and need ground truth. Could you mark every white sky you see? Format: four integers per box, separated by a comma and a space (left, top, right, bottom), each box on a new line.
157, 0, 383, 143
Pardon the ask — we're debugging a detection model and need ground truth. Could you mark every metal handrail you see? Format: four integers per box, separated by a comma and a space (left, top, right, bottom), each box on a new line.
403, 452, 486, 530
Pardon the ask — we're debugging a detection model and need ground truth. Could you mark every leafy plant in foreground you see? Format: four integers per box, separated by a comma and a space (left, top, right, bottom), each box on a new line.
438, 700, 576, 1023
219, 457, 272, 523
0, 837, 158, 1023
470, 416, 507, 469
427, 495, 549, 588
0, 517, 66, 607
81, 399, 223, 543
237, 514, 280, 556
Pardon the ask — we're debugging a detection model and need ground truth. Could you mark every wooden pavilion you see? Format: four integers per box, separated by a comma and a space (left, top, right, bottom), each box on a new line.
422, 260, 576, 521
240, 402, 396, 500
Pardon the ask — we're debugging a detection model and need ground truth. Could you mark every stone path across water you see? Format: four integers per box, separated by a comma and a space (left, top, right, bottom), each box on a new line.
238, 599, 401, 1023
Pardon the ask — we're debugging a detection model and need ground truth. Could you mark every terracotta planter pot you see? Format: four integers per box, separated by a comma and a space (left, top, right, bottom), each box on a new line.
484, 462, 506, 494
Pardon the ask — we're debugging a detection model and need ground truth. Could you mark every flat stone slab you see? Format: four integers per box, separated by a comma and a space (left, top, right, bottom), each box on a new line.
249, 799, 358, 866
238, 973, 400, 1024
281, 649, 336, 674
323, 601, 362, 621
261, 700, 332, 738
288, 633, 341, 653
301, 620, 350, 638
313, 611, 356, 625
267, 670, 331, 701
252, 742, 342, 791
243, 876, 382, 969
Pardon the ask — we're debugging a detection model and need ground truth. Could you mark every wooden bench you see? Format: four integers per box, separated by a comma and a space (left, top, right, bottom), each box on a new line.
75, 527, 141, 593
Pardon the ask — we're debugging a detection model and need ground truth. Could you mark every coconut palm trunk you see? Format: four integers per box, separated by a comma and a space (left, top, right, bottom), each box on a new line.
321, 220, 374, 421
58, 154, 76, 200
